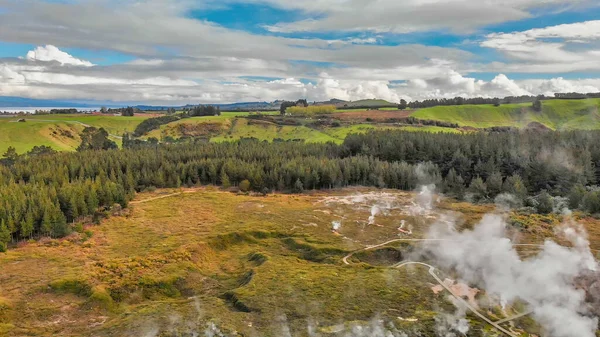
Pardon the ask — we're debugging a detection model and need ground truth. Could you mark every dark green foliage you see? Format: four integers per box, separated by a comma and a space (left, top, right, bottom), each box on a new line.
238, 270, 255, 287
398, 99, 408, 110
27, 145, 57, 157
486, 172, 503, 198
296, 99, 308, 107
408, 95, 546, 109
583, 191, 600, 214
469, 177, 487, 203
132, 115, 180, 137
569, 184, 587, 209
122, 106, 136, 116
279, 101, 296, 115
1, 146, 18, 166
49, 278, 93, 297
536, 190, 554, 214
443, 168, 465, 199
248, 252, 268, 266
187, 105, 220, 117
222, 291, 252, 312
77, 127, 118, 151
532, 99, 542, 112
3, 128, 600, 249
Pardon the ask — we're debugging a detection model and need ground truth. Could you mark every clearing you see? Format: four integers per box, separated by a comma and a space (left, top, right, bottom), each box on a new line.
0, 187, 592, 336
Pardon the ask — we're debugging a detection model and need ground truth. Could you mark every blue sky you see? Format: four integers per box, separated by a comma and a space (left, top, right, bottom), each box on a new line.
0, 0, 600, 104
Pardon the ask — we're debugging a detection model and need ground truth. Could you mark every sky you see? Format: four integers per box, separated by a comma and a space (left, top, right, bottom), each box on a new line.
1, 0, 600, 105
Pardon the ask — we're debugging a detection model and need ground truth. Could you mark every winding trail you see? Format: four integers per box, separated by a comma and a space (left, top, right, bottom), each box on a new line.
343, 239, 529, 337
130, 190, 197, 205
495, 310, 534, 324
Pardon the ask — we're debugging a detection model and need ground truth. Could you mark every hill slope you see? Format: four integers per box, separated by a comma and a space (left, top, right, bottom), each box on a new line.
410, 99, 600, 130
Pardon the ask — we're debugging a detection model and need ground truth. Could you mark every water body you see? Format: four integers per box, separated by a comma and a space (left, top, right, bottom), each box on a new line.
0, 107, 101, 114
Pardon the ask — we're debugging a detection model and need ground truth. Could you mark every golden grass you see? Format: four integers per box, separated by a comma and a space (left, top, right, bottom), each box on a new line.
0, 187, 596, 336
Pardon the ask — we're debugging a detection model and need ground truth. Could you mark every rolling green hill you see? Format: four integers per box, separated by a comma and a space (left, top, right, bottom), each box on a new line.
3, 98, 600, 154
411, 98, 600, 130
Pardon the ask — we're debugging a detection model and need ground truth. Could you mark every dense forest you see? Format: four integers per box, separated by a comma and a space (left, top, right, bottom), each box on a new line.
3, 129, 600, 251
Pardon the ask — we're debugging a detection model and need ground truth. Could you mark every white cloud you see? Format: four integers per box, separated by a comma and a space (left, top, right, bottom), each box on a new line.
481, 20, 600, 68
25, 45, 94, 67
0, 1, 599, 104
260, 0, 599, 33
2, 46, 599, 104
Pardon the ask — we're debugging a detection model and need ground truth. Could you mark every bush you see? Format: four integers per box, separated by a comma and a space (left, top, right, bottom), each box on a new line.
49, 278, 92, 297
536, 190, 554, 214
239, 179, 251, 192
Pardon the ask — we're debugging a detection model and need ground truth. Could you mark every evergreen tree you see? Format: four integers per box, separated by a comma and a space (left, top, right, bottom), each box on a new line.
536, 190, 554, 214
486, 172, 503, 198
469, 177, 487, 203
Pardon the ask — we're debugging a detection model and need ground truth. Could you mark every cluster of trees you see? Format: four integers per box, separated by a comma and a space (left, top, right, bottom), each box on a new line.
554, 92, 600, 99
5, 128, 600, 250
345, 130, 600, 212
185, 105, 222, 117
280, 99, 309, 114
132, 115, 182, 137
0, 140, 429, 250
104, 107, 139, 116
77, 127, 118, 151
49, 108, 79, 114
407, 95, 548, 109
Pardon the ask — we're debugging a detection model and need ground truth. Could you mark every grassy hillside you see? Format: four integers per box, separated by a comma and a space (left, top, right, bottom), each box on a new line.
411, 99, 600, 129
0, 118, 84, 154
3, 98, 599, 154
0, 115, 151, 154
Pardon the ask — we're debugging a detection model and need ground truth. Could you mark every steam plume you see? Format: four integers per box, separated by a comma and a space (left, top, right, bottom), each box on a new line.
425, 212, 598, 337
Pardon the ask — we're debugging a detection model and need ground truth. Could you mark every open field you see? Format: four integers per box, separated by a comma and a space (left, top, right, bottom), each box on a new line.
0, 187, 593, 336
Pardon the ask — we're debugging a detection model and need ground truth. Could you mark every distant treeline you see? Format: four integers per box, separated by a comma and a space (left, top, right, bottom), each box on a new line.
183, 105, 222, 117
553, 92, 600, 99
407, 93, 600, 109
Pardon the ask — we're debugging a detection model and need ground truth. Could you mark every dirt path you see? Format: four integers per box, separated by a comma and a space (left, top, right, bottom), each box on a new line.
343, 240, 524, 337
130, 190, 197, 205
342, 238, 450, 265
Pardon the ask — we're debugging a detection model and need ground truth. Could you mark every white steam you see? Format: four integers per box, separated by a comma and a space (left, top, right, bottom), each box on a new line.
425, 212, 598, 337
368, 205, 381, 225
407, 185, 437, 218
332, 220, 342, 231
435, 297, 470, 337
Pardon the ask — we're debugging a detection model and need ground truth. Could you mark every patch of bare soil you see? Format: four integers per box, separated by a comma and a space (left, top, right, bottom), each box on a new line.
525, 122, 551, 132
175, 123, 224, 137
332, 110, 413, 121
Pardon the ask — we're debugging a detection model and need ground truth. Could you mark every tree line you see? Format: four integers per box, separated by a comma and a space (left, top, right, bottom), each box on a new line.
3, 129, 600, 251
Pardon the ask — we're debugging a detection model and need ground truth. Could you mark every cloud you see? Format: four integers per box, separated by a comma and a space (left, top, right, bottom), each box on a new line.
25, 45, 94, 67
2, 46, 599, 104
481, 20, 600, 70
260, 0, 599, 33
0, 1, 599, 103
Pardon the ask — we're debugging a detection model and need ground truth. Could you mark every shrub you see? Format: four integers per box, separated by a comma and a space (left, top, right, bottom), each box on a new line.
49, 278, 92, 297
239, 179, 251, 192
